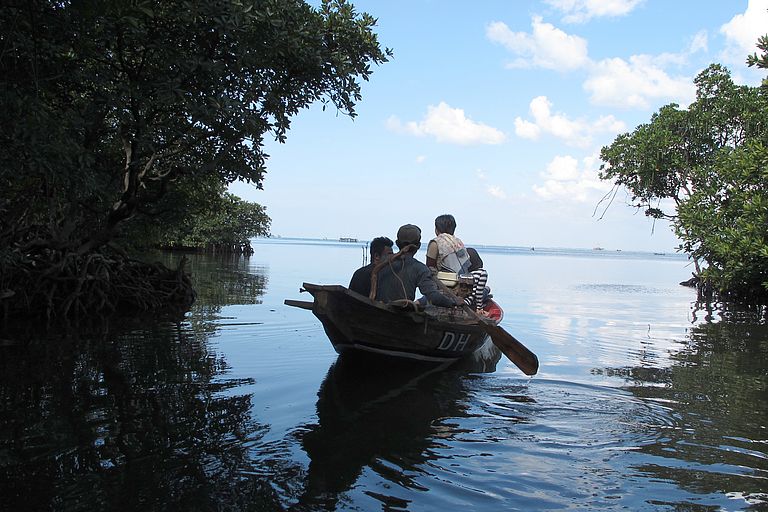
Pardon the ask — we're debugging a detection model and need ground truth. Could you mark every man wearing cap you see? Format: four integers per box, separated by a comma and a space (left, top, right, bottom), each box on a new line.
375, 224, 464, 308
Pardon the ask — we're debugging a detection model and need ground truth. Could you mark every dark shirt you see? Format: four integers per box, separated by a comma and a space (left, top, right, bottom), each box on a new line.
374, 254, 459, 307
349, 263, 374, 297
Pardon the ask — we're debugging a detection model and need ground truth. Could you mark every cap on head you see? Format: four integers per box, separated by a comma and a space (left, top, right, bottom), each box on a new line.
396, 224, 421, 245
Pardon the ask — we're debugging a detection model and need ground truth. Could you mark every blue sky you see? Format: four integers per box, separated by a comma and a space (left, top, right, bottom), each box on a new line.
230, 0, 768, 252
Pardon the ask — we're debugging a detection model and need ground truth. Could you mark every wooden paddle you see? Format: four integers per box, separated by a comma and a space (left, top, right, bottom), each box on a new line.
469, 308, 539, 375
434, 277, 539, 375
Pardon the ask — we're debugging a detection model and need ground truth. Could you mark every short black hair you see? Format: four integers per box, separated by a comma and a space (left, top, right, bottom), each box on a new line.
467, 247, 483, 271
434, 214, 456, 235
370, 236, 393, 259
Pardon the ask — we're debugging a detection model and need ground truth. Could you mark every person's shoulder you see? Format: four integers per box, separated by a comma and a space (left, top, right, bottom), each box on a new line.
406, 257, 430, 272
351, 263, 372, 276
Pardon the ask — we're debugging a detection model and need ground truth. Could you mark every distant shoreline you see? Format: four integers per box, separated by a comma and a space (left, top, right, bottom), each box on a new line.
253, 236, 685, 260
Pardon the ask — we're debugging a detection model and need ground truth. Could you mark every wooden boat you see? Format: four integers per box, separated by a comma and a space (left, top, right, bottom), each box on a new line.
285, 282, 504, 363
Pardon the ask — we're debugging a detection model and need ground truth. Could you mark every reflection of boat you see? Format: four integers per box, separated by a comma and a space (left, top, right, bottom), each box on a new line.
285, 283, 503, 363
295, 347, 502, 509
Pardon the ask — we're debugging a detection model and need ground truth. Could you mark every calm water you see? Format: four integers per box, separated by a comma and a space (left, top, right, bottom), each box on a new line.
1, 239, 767, 511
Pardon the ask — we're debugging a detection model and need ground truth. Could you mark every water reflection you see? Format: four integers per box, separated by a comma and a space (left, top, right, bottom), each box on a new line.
4, 244, 768, 511
0, 255, 277, 512
156, 252, 269, 322
593, 320, 768, 509
293, 343, 503, 510
690, 299, 768, 324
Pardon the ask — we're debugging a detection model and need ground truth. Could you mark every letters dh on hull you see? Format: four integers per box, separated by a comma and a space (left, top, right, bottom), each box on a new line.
287, 283, 504, 363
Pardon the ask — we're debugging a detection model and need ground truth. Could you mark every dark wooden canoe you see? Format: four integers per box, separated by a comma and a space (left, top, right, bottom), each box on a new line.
285, 282, 504, 363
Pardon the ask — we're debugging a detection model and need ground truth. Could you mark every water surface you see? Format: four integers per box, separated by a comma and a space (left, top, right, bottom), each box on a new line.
1, 239, 766, 511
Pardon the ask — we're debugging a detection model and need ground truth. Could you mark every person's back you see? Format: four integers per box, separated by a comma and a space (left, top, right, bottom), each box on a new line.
375, 224, 462, 308
426, 214, 470, 274
375, 256, 429, 302
349, 236, 393, 297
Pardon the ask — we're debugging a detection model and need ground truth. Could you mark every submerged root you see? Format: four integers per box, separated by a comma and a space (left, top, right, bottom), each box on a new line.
0, 246, 196, 326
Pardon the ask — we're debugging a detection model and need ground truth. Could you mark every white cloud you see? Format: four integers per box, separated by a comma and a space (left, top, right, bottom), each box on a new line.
416, 155, 426, 164
582, 32, 704, 108
584, 55, 696, 108
475, 169, 507, 200
488, 14, 703, 109
487, 185, 508, 199
386, 102, 505, 145
544, 0, 644, 23
688, 30, 709, 55
514, 96, 625, 147
533, 153, 612, 202
720, 0, 768, 65
486, 17, 589, 70
514, 118, 541, 139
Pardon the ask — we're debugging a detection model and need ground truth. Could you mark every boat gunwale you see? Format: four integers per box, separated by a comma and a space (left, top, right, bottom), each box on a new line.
301, 282, 499, 328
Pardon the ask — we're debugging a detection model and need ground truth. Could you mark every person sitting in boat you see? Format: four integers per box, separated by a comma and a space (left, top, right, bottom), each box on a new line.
425, 214, 471, 274
374, 224, 464, 308
465, 247, 490, 311
348, 236, 394, 297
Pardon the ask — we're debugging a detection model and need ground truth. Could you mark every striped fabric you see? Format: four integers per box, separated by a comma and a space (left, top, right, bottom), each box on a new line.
464, 269, 488, 309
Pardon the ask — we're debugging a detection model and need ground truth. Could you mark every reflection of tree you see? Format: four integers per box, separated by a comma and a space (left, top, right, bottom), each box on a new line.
292, 346, 502, 510
154, 251, 269, 328
0, 272, 278, 511
690, 299, 767, 324
592, 320, 768, 502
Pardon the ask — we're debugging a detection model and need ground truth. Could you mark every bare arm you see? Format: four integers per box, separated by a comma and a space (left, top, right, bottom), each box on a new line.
425, 240, 438, 269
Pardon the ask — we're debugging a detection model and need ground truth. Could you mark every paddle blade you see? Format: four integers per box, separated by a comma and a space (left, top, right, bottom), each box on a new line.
484, 323, 539, 375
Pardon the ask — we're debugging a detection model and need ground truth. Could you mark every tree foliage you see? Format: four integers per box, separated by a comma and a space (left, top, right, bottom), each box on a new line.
747, 34, 768, 85
0, 0, 389, 320
599, 61, 768, 300
159, 191, 271, 253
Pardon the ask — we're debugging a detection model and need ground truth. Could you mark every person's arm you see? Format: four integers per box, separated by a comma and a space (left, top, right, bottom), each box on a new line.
425, 240, 438, 269
416, 267, 463, 307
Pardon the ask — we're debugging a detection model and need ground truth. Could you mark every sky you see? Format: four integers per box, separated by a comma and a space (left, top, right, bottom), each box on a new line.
230, 0, 768, 252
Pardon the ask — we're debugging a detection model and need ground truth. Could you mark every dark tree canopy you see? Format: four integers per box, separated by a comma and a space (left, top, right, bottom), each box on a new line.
0, 0, 390, 321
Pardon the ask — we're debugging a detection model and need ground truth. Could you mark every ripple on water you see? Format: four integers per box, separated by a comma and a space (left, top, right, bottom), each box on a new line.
364, 375, 767, 511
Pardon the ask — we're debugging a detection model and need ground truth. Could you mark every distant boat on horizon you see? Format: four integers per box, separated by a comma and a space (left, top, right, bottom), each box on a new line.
339, 237, 358, 243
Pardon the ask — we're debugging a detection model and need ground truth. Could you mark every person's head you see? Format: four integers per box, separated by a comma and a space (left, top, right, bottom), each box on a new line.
396, 224, 421, 253
370, 236, 394, 263
467, 247, 483, 271
434, 214, 457, 235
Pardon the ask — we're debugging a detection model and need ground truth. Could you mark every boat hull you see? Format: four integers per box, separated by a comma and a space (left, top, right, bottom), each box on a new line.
299, 283, 503, 363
